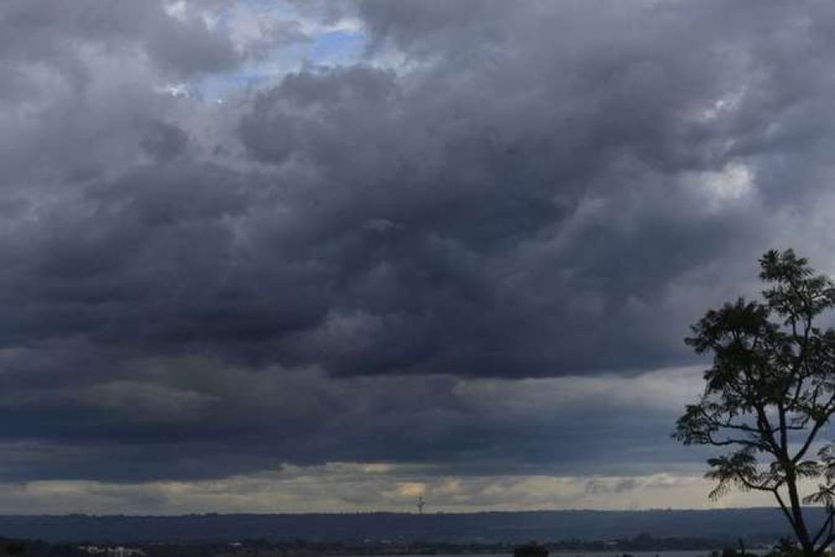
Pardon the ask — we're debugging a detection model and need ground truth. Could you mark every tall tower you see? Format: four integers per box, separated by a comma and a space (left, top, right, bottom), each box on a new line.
417, 496, 425, 514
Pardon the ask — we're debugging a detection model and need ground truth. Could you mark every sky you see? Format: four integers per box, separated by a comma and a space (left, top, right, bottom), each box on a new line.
1, 0, 835, 514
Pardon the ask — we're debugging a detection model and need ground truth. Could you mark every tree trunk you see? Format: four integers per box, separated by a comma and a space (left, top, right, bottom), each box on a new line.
784, 471, 815, 557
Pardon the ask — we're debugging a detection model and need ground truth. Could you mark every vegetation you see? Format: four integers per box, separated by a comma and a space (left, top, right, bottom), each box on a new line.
86, 536, 742, 557
675, 249, 835, 557
0, 535, 769, 557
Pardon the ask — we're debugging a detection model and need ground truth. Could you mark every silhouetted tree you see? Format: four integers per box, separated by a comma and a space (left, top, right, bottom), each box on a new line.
674, 249, 835, 557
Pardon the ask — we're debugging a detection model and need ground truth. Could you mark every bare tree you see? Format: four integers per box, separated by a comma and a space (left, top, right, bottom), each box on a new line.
674, 249, 835, 557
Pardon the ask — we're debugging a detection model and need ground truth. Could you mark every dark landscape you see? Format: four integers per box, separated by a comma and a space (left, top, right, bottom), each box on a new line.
0, 509, 809, 544
0, 535, 766, 557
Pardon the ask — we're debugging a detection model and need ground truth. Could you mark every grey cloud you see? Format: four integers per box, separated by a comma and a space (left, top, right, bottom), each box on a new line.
0, 0, 239, 79
140, 121, 191, 163
0, 361, 705, 482
1, 0, 835, 488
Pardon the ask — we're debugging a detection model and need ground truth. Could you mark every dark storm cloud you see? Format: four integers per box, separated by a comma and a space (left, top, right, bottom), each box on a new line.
0, 0, 239, 78
0, 361, 705, 482
1, 0, 834, 486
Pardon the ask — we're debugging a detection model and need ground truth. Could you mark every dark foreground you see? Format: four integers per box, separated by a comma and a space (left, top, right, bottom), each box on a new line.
0, 537, 771, 557
0, 508, 813, 544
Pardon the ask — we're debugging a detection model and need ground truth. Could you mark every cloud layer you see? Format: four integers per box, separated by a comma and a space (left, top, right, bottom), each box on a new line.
2, 0, 835, 510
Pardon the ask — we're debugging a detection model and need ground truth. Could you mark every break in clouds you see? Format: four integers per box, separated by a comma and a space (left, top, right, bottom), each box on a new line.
1, 0, 835, 512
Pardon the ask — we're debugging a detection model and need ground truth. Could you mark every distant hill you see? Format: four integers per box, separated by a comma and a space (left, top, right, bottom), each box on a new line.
0, 508, 817, 544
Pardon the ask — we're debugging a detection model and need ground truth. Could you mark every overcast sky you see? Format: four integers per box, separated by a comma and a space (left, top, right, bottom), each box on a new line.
2, 0, 835, 514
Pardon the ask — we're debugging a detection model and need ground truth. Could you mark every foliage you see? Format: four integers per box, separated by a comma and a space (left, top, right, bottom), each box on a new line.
674, 249, 835, 557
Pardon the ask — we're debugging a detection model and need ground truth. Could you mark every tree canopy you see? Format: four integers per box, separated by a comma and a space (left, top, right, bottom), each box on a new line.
675, 249, 835, 557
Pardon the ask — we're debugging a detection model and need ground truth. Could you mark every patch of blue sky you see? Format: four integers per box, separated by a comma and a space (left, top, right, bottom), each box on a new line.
310, 29, 367, 65
196, 42, 310, 102
194, 26, 366, 102
189, 0, 367, 101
